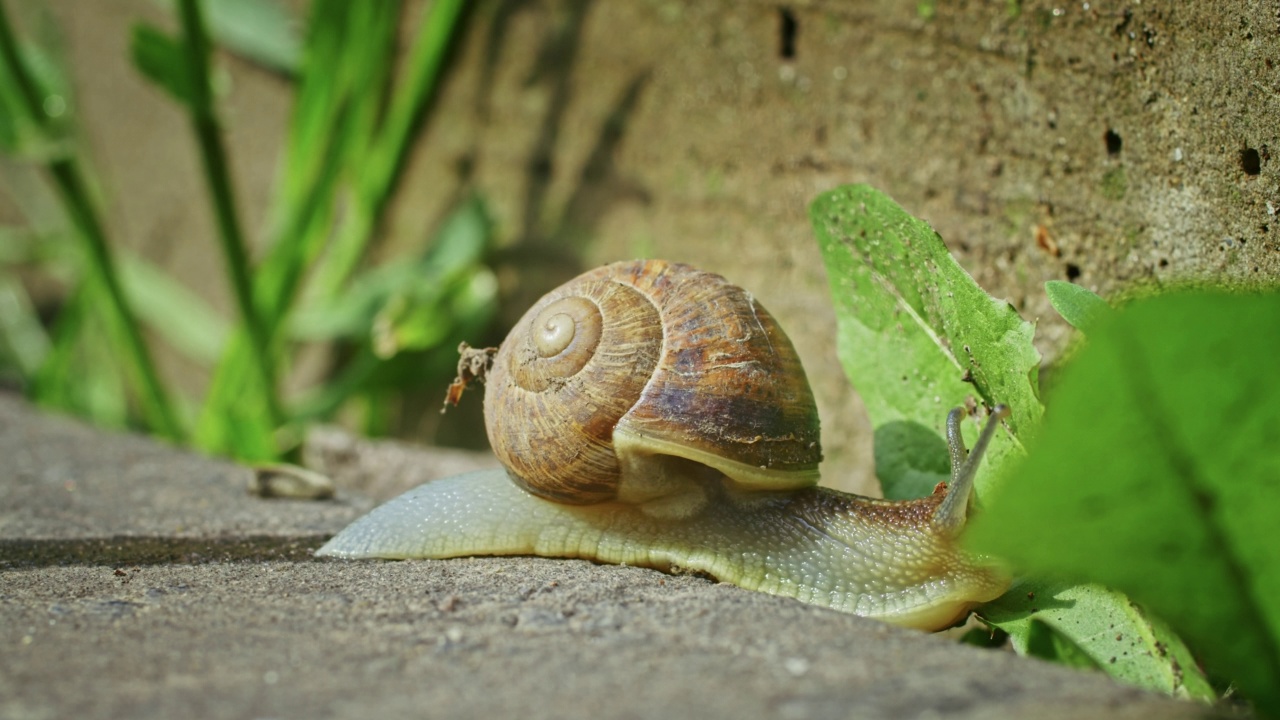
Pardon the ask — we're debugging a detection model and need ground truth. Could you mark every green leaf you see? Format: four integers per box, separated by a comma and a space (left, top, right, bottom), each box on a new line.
810, 184, 1042, 494
199, 0, 300, 75
1045, 280, 1110, 331
119, 254, 229, 364
873, 420, 949, 499
0, 275, 50, 376
129, 24, 192, 105
32, 284, 129, 430
968, 291, 1280, 715
979, 580, 1214, 700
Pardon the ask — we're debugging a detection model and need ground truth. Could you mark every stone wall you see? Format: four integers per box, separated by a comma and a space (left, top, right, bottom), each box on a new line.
23, 0, 1280, 492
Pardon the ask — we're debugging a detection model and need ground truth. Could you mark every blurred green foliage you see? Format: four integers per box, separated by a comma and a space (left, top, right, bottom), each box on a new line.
0, 0, 495, 461
970, 291, 1280, 716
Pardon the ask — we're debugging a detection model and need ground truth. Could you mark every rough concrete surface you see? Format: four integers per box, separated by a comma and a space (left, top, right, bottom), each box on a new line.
0, 395, 1225, 719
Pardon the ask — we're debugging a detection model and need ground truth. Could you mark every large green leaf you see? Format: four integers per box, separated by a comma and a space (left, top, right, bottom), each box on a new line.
810, 184, 1041, 494
968, 291, 1280, 716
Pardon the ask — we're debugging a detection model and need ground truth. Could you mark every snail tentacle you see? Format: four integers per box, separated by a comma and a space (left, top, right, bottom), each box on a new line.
933, 404, 1010, 535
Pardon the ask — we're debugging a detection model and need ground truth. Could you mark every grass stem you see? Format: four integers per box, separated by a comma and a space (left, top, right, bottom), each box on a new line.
175, 0, 282, 436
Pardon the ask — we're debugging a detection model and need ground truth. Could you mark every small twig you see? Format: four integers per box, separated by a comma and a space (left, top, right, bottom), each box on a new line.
442, 342, 496, 412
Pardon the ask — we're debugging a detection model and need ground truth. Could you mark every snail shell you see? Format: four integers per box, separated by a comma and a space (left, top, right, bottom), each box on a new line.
483, 260, 822, 506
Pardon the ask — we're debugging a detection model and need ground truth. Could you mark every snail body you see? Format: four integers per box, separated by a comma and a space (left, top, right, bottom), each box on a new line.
317, 260, 1010, 630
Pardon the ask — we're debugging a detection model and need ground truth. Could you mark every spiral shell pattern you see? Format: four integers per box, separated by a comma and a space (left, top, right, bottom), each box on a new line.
484, 259, 822, 504
485, 276, 663, 503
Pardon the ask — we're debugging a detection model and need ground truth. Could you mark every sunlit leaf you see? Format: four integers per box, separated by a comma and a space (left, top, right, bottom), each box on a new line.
810, 183, 1042, 495
810, 184, 1220, 701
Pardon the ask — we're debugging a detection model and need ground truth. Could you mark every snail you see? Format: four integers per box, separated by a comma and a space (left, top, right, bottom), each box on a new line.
317, 259, 1010, 631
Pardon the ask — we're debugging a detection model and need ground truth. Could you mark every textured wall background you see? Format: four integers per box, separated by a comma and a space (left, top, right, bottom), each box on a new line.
20, 0, 1280, 493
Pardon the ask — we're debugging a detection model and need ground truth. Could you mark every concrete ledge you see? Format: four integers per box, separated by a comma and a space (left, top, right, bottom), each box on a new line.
0, 395, 368, 543
0, 395, 1222, 719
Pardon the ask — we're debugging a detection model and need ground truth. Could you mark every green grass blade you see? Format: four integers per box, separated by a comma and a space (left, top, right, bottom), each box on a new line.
270, 0, 363, 235
119, 253, 229, 364
193, 1, 362, 456
129, 23, 192, 104
30, 282, 129, 428
50, 162, 185, 440
0, 274, 50, 377
194, 2, 382, 456
174, 0, 281, 446
361, 0, 464, 199
311, 0, 466, 298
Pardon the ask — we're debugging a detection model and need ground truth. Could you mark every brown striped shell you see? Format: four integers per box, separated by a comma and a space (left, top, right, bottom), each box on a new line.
483, 260, 822, 505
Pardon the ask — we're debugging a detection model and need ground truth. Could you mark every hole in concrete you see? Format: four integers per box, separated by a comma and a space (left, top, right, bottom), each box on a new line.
1158, 258, 1169, 268
1065, 263, 1082, 281
1241, 147, 1262, 175
778, 8, 797, 60
1113, 8, 1133, 37
1104, 129, 1122, 156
